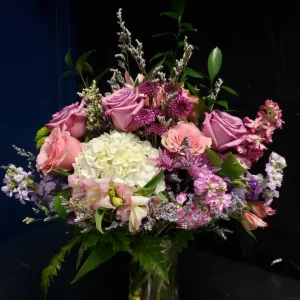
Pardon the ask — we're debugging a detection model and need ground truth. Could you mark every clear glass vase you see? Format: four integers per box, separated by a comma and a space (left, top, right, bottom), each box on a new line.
129, 241, 179, 300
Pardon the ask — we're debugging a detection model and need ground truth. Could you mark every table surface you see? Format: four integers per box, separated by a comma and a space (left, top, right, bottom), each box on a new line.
0, 223, 299, 300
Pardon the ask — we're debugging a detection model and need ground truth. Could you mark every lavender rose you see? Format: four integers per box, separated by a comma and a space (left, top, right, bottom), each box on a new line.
46, 99, 86, 138
202, 110, 247, 151
102, 88, 144, 132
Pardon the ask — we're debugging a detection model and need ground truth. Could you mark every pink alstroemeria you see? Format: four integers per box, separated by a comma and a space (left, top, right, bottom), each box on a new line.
249, 201, 276, 219
68, 175, 114, 210
242, 212, 268, 231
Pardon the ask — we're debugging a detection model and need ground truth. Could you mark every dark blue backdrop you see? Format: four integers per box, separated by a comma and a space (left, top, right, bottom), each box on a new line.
0, 0, 77, 242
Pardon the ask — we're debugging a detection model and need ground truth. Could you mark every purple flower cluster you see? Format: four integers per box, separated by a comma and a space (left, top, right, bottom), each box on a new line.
168, 96, 192, 117
245, 175, 263, 200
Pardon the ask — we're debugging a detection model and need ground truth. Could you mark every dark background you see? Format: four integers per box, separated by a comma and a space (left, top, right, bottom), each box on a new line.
0, 0, 299, 285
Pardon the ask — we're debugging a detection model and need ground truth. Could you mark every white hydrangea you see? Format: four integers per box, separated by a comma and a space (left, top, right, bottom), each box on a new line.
73, 131, 161, 188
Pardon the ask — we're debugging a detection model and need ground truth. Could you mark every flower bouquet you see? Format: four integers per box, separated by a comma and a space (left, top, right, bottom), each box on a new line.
1, 1, 286, 299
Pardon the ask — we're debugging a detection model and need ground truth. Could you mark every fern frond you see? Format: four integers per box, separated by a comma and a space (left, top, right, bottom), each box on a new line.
41, 237, 81, 296
76, 244, 87, 270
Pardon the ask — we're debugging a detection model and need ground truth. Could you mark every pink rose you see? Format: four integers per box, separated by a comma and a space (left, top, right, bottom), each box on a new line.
202, 110, 247, 152
46, 100, 86, 139
161, 122, 212, 156
37, 128, 82, 174
102, 88, 144, 132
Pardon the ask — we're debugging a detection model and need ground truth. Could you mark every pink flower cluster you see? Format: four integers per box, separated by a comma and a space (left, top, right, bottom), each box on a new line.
235, 100, 284, 165
194, 166, 232, 211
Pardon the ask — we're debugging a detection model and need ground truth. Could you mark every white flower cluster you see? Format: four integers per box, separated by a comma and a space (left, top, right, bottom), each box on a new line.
263, 152, 286, 204
73, 131, 160, 188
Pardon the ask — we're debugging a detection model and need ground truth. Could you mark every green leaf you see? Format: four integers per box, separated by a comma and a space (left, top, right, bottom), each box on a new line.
185, 67, 204, 78
186, 82, 200, 96
199, 83, 210, 90
241, 219, 257, 241
133, 236, 169, 282
170, 230, 194, 252
205, 147, 222, 167
160, 11, 180, 22
172, 0, 185, 16
193, 102, 208, 121
163, 59, 173, 70
136, 187, 156, 197
35, 126, 51, 141
72, 243, 117, 284
41, 237, 80, 295
59, 70, 75, 81
82, 62, 94, 74
221, 85, 239, 96
150, 52, 167, 63
65, 50, 73, 67
51, 169, 71, 176
94, 67, 112, 83
216, 100, 229, 109
36, 137, 46, 150
95, 209, 106, 234
218, 153, 247, 180
180, 23, 193, 29
178, 40, 200, 50
111, 230, 131, 253
76, 244, 88, 270
208, 47, 222, 82
179, 28, 197, 35
148, 56, 167, 77
76, 50, 95, 74
53, 189, 70, 221
144, 170, 164, 189
157, 192, 168, 202
151, 32, 177, 39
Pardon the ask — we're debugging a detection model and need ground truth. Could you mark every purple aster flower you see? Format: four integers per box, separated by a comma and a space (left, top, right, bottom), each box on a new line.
146, 123, 167, 135
153, 106, 165, 117
133, 109, 156, 126
164, 82, 176, 94
151, 148, 181, 171
139, 81, 155, 99
168, 96, 193, 117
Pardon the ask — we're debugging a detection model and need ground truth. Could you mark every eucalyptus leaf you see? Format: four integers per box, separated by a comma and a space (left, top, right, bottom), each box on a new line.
95, 209, 106, 234
221, 85, 239, 96
65, 50, 73, 67
208, 47, 222, 82
185, 67, 204, 78
54, 189, 70, 220
59, 70, 75, 82
205, 147, 222, 167
82, 62, 94, 74
71, 244, 117, 284
180, 23, 193, 29
76, 50, 95, 74
160, 11, 180, 22
151, 32, 177, 39
218, 153, 247, 180
172, 0, 185, 16
216, 100, 229, 109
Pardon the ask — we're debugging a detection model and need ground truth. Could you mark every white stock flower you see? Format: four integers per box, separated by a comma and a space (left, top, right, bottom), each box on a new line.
73, 131, 161, 188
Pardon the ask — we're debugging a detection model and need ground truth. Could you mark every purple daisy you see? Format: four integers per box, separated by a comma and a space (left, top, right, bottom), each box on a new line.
133, 109, 156, 126
146, 123, 167, 135
139, 81, 155, 99
168, 96, 192, 117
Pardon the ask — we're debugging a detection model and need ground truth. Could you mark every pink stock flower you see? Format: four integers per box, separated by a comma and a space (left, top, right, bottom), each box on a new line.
242, 212, 268, 231
176, 192, 187, 205
102, 87, 144, 132
205, 192, 232, 211
161, 122, 212, 156
243, 116, 262, 133
46, 100, 86, 138
202, 110, 247, 152
68, 175, 114, 210
246, 135, 267, 151
37, 128, 82, 174
249, 201, 276, 218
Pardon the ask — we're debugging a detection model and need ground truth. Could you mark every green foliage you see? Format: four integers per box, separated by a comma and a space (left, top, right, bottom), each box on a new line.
208, 47, 222, 83
76, 50, 95, 75
170, 230, 194, 252
41, 237, 81, 295
218, 153, 247, 180
72, 243, 117, 284
185, 67, 204, 78
36, 136, 46, 150
35, 126, 50, 142
59, 70, 75, 81
221, 85, 239, 96
216, 100, 229, 109
135, 170, 164, 197
76, 244, 87, 270
161, 11, 180, 22
82, 62, 94, 74
180, 22, 193, 29
186, 82, 200, 96
51, 169, 71, 176
65, 50, 73, 67
53, 189, 70, 221
172, 0, 185, 16
110, 230, 131, 253
151, 32, 177, 39
132, 236, 169, 283
94, 67, 112, 83
205, 147, 222, 167
95, 209, 106, 234
157, 192, 168, 202
179, 28, 197, 35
